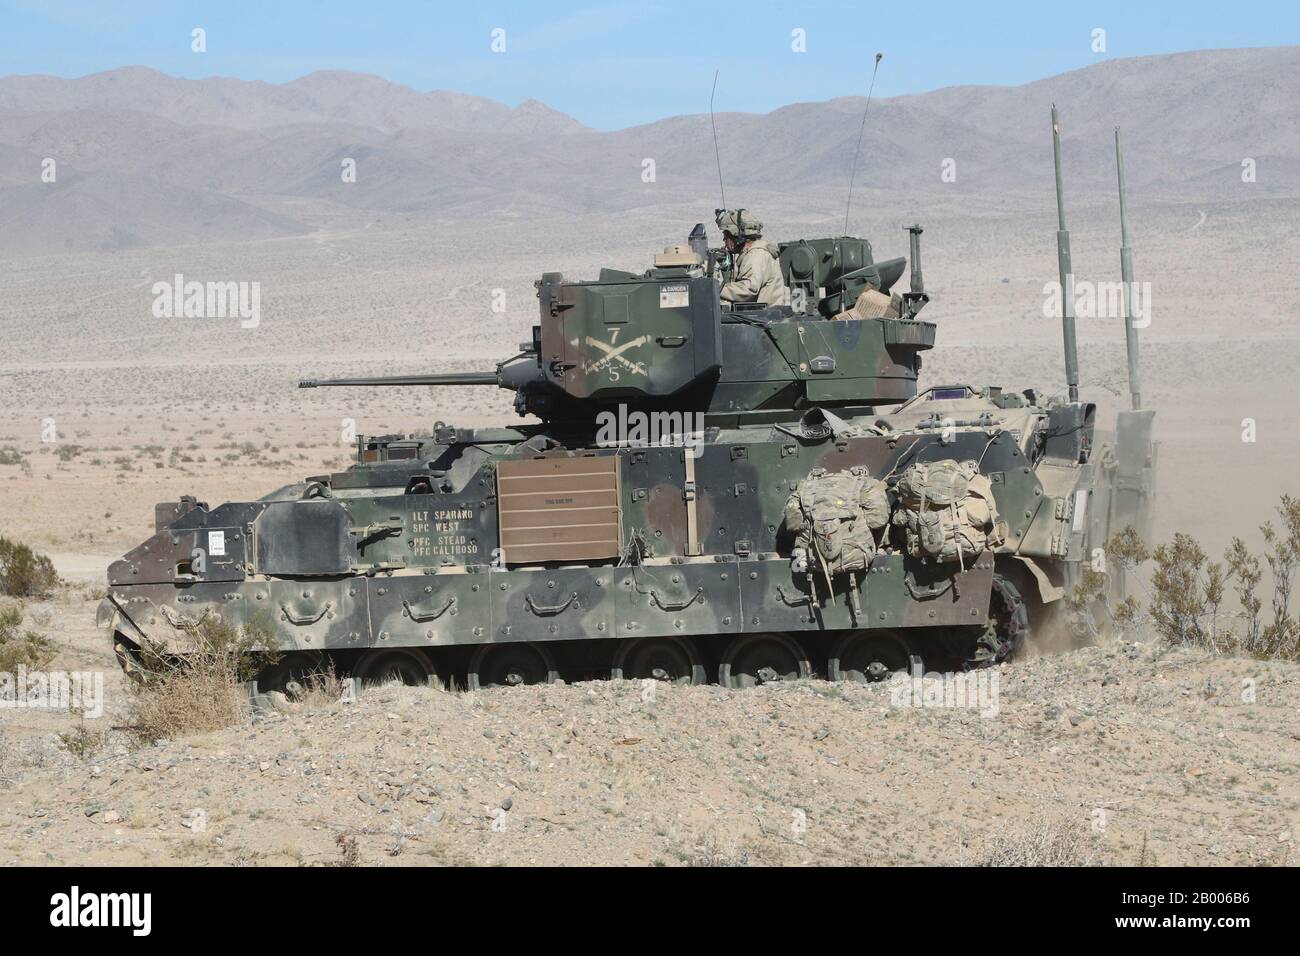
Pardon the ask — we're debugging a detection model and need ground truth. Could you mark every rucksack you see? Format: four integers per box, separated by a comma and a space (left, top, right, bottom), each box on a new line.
784, 466, 890, 574
892, 460, 1005, 566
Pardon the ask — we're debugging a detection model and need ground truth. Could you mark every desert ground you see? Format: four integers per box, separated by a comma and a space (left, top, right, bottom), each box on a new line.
0, 583, 1296, 867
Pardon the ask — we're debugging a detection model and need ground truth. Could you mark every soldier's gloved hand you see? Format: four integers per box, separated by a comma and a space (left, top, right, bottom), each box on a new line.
791, 547, 808, 574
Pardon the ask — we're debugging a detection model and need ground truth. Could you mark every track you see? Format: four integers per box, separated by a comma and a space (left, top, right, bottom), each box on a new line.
228, 622, 1003, 697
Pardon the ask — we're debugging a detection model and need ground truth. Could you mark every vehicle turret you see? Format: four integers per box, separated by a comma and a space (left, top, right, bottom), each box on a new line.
301, 226, 935, 422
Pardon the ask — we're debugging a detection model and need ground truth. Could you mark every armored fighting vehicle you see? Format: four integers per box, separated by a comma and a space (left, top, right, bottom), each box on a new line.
100, 111, 1156, 691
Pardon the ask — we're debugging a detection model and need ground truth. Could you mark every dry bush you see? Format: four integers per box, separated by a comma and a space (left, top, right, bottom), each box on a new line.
127, 614, 277, 743
1064, 527, 1150, 641
58, 714, 107, 760
1253, 495, 1300, 659
127, 661, 247, 743
673, 829, 753, 867
0, 603, 54, 672
977, 816, 1099, 867
0, 537, 60, 599
1149, 533, 1225, 649
292, 661, 346, 709
335, 834, 361, 867
1225, 536, 1263, 651
1144, 496, 1300, 660
1100, 497, 1300, 661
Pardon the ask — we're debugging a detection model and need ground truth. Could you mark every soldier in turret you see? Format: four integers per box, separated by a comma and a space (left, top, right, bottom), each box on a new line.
715, 209, 790, 307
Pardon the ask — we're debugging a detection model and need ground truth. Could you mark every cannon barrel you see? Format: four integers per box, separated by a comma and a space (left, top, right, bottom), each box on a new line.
299, 371, 500, 389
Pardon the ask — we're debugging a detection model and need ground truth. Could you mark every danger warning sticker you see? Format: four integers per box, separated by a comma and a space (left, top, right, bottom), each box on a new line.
659, 283, 689, 309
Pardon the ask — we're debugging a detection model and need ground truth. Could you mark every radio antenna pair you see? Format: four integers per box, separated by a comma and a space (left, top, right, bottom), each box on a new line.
712, 53, 884, 237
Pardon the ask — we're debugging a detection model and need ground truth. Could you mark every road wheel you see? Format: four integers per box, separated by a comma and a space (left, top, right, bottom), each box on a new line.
255, 652, 326, 697
611, 637, 706, 685
354, 648, 435, 690
468, 643, 558, 690
828, 631, 916, 682
719, 633, 810, 689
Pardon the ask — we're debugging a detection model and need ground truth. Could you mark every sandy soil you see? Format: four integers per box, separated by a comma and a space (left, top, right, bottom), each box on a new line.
0, 588, 1296, 866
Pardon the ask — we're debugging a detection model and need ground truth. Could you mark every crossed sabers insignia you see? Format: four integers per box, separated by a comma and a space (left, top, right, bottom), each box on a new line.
585, 335, 648, 377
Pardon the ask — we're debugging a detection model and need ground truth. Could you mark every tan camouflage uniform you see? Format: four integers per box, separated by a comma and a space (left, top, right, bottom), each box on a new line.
716, 210, 790, 307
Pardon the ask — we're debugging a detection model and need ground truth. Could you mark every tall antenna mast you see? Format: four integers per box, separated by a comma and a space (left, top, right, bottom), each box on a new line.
843, 52, 883, 236
710, 70, 726, 211
1051, 104, 1080, 404
1115, 127, 1143, 410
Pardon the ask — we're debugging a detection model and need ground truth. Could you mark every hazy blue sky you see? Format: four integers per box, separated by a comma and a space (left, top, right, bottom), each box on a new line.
2, 0, 1296, 129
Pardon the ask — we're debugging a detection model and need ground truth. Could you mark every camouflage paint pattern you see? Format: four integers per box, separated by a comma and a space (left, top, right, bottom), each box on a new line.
102, 227, 1154, 670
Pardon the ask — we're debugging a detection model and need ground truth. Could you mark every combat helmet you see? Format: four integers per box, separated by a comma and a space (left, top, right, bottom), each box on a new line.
715, 208, 763, 240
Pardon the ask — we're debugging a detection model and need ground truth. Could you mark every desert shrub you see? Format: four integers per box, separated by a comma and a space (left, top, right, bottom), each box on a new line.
127, 614, 278, 743
1139, 496, 1300, 661
681, 829, 753, 867
1149, 533, 1226, 650
0, 446, 23, 466
1108, 525, 1152, 574
293, 662, 346, 709
1, 604, 24, 639
53, 445, 82, 462
1252, 496, 1300, 659
0, 537, 60, 598
0, 603, 54, 672
1224, 535, 1265, 657
1064, 527, 1151, 640
58, 715, 107, 760
977, 816, 1099, 867
332, 834, 361, 867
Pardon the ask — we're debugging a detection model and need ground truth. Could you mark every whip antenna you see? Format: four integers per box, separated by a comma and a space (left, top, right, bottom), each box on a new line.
843, 52, 883, 236
710, 69, 726, 211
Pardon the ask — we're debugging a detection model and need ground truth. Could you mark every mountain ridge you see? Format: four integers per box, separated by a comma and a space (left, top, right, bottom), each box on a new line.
1, 47, 1295, 254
